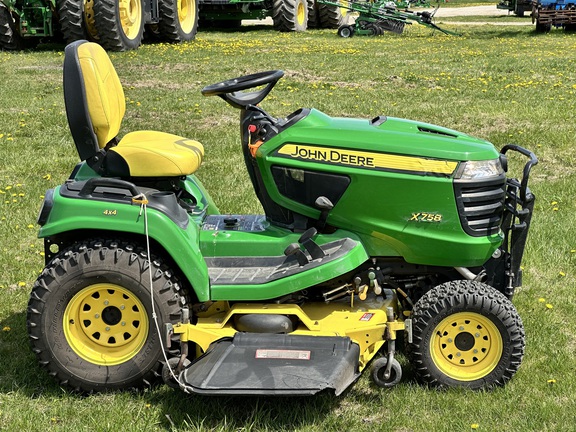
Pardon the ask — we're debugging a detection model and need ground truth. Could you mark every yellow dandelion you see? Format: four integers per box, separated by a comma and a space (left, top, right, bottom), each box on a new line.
547, 379, 556, 384
538, 297, 546, 303
546, 303, 553, 309
471, 424, 479, 430
559, 271, 566, 277
18, 281, 26, 287
2, 326, 10, 332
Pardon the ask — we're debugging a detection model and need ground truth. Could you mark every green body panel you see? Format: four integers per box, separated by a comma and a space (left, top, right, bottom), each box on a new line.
254, 109, 503, 267
39, 186, 212, 302
203, 230, 369, 300
4, 0, 56, 38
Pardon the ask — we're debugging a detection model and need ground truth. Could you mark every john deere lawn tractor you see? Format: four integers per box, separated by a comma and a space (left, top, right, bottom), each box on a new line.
0, 0, 198, 51
27, 40, 537, 395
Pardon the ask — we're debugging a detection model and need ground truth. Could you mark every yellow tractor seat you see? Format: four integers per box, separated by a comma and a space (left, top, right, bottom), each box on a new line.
63, 40, 203, 178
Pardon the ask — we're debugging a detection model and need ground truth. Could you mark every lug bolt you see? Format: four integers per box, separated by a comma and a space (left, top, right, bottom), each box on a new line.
105, 327, 110, 332
459, 326, 465, 331
473, 349, 478, 354
120, 305, 125, 310
475, 333, 480, 337
121, 322, 126, 326
447, 338, 453, 343
456, 352, 461, 357
95, 314, 100, 319
104, 300, 109, 306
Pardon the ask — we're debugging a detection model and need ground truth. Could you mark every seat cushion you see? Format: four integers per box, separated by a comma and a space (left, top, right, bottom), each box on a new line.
105, 130, 204, 177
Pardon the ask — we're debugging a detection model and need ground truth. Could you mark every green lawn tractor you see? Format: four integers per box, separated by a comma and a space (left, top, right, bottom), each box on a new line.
27, 40, 537, 396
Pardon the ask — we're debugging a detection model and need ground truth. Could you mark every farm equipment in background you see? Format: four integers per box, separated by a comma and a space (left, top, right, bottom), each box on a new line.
497, 0, 533, 17
530, 0, 576, 31
198, 0, 350, 31
317, 0, 460, 36
0, 0, 199, 51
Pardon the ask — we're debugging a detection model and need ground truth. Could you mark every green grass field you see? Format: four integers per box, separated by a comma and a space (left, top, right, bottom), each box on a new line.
1, 15, 575, 432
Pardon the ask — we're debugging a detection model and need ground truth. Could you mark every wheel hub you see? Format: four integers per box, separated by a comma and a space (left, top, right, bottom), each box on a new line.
430, 312, 503, 381
63, 283, 149, 366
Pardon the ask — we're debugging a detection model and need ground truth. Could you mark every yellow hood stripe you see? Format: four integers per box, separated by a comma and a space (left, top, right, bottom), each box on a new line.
277, 144, 458, 175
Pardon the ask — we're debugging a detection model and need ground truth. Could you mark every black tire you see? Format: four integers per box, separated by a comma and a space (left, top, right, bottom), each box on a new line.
371, 357, 402, 388
408, 280, 525, 389
535, 21, 551, 33
317, 1, 349, 29
93, 0, 144, 51
57, 0, 88, 43
158, 0, 198, 42
272, 0, 308, 32
307, 0, 320, 29
27, 239, 186, 393
337, 24, 354, 38
0, 4, 36, 50
366, 23, 382, 36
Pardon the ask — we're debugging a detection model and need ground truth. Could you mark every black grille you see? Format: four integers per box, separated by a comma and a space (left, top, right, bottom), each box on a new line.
454, 176, 506, 237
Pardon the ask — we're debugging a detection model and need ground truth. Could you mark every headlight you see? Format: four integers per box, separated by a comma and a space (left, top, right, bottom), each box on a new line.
456, 158, 505, 180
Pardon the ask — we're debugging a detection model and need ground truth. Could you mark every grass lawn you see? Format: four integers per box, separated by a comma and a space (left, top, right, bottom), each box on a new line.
1, 19, 575, 432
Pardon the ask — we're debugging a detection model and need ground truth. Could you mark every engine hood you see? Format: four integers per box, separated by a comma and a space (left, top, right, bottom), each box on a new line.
271, 108, 499, 163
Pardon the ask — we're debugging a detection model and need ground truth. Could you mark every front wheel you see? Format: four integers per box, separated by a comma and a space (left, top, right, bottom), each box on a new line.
27, 239, 186, 392
93, 0, 144, 51
408, 281, 525, 389
158, 0, 198, 42
337, 24, 354, 38
273, 0, 308, 32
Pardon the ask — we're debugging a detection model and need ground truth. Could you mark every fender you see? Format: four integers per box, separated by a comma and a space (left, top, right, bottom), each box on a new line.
38, 185, 211, 302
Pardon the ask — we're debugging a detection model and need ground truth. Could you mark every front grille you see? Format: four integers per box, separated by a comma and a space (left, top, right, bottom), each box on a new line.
454, 176, 506, 237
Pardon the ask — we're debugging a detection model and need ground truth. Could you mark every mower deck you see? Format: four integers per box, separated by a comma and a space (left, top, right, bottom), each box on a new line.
179, 333, 360, 396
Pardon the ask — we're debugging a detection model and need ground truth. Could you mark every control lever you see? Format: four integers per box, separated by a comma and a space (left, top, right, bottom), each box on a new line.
315, 196, 334, 232
299, 227, 326, 260
284, 243, 309, 266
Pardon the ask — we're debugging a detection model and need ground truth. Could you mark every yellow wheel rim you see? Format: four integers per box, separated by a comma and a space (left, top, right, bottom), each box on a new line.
119, 0, 142, 40
430, 312, 503, 381
83, 0, 98, 39
178, 0, 196, 33
297, 1, 306, 26
63, 283, 149, 366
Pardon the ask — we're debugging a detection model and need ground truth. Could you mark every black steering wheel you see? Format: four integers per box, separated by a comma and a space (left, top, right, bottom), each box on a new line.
201, 70, 284, 109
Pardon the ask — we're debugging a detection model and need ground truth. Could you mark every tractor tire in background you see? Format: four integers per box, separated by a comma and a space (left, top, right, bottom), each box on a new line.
158, 0, 199, 42
58, 0, 99, 44
273, 0, 308, 31
93, 0, 144, 51
0, 3, 36, 50
27, 239, 187, 393
317, 0, 349, 29
307, 0, 320, 28
408, 280, 525, 389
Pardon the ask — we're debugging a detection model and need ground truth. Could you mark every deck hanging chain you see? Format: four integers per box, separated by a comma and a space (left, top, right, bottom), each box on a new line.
133, 193, 184, 388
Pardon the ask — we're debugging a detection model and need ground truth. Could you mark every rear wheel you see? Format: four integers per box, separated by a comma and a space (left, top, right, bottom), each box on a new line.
307, 0, 319, 28
158, 0, 198, 42
0, 4, 36, 50
317, 1, 349, 29
27, 239, 186, 392
337, 24, 354, 37
408, 280, 525, 389
273, 0, 308, 32
93, 0, 144, 51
